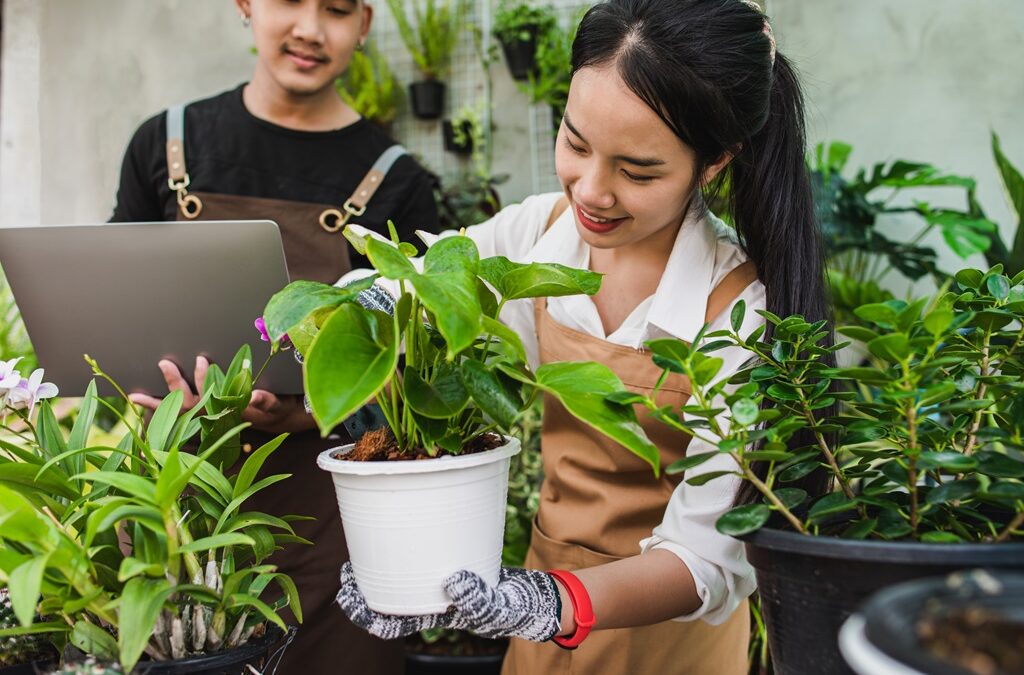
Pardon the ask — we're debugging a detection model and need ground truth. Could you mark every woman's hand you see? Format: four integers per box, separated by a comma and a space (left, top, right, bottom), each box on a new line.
128, 357, 316, 434
336, 562, 562, 642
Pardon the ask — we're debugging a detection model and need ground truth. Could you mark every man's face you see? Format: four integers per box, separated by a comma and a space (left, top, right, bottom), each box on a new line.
243, 0, 372, 97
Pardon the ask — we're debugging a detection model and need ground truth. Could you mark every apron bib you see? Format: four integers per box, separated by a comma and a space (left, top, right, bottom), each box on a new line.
163, 105, 406, 675
503, 262, 758, 675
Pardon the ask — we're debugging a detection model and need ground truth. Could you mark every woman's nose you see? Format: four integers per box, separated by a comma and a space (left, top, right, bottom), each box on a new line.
573, 165, 616, 211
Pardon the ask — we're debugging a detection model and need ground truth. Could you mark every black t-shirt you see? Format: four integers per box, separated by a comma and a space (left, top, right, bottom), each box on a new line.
110, 84, 439, 266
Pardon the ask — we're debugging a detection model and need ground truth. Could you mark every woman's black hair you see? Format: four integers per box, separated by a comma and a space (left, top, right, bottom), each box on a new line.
571, 0, 834, 504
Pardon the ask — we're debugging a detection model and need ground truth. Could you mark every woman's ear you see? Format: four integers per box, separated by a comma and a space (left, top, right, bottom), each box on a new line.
702, 146, 741, 186
235, 0, 252, 20
360, 3, 375, 41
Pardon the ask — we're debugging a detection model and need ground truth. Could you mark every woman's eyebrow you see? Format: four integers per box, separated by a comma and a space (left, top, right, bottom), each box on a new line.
564, 111, 666, 168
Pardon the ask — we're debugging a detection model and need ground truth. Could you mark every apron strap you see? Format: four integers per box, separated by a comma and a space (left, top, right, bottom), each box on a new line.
703, 261, 759, 323
164, 104, 203, 218
320, 144, 409, 232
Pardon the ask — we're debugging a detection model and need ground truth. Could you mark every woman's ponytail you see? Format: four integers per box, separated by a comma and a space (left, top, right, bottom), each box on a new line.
729, 55, 835, 505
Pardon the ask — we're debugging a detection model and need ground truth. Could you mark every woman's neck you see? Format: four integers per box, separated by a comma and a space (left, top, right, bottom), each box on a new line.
243, 67, 359, 132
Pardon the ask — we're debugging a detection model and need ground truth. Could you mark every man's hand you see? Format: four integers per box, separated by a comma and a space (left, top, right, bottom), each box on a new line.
128, 356, 209, 411
129, 357, 315, 434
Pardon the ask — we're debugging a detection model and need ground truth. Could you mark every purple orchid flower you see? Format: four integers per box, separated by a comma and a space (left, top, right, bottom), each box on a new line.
255, 316, 289, 345
6, 368, 58, 415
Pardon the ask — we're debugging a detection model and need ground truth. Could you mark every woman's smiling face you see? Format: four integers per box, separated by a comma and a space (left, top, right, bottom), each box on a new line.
240, 0, 372, 97
556, 64, 708, 251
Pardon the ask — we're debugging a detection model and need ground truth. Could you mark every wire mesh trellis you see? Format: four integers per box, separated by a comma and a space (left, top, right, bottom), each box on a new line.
371, 0, 592, 202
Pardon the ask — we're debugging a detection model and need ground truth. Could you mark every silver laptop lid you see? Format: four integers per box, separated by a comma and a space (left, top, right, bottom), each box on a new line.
0, 220, 304, 397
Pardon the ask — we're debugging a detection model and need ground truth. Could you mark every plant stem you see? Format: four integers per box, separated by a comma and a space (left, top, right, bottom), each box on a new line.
995, 509, 1024, 543
731, 451, 806, 534
906, 405, 920, 536
962, 341, 990, 458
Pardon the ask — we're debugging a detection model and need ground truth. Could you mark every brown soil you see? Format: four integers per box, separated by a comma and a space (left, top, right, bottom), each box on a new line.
338, 428, 504, 462
917, 608, 1024, 675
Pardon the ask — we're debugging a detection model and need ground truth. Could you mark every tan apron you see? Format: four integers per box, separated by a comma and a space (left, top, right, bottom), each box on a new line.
164, 106, 404, 675
502, 261, 758, 675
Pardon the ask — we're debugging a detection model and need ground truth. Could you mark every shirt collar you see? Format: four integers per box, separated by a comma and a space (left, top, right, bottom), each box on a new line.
525, 199, 728, 343
647, 202, 724, 342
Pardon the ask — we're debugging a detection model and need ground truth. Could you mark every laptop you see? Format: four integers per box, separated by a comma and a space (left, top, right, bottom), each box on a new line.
0, 220, 304, 397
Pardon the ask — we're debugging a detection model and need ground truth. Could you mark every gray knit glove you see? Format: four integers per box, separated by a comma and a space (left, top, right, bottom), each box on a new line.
337, 562, 562, 642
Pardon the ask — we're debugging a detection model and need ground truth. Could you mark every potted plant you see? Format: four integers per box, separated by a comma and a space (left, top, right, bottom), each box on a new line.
519, 8, 584, 129
336, 41, 400, 134
385, 0, 468, 120
442, 105, 483, 156
840, 569, 1024, 675
402, 400, 543, 674
811, 141, 1000, 328
0, 348, 303, 673
261, 224, 659, 615
627, 265, 1024, 674
492, 1, 556, 81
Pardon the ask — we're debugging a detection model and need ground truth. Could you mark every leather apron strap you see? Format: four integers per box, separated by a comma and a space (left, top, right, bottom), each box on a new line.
164, 104, 408, 232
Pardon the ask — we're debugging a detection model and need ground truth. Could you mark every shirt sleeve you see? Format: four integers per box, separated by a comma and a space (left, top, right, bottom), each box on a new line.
388, 158, 441, 242
109, 113, 166, 223
638, 277, 766, 625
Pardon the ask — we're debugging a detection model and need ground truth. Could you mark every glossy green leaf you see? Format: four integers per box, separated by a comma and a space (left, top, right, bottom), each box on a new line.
666, 452, 718, 475
366, 236, 418, 279
480, 256, 602, 300
645, 339, 690, 374
404, 366, 471, 419
925, 479, 979, 505
179, 533, 256, 554
70, 621, 118, 661
917, 451, 977, 472
118, 577, 174, 671
7, 553, 50, 626
867, 334, 911, 362
731, 399, 759, 426
685, 470, 736, 486
730, 299, 746, 332
262, 277, 375, 343
976, 451, 1024, 478
854, 303, 897, 325
535, 362, 660, 475
692, 357, 724, 387
769, 487, 807, 511
715, 504, 770, 536
233, 434, 288, 501
808, 493, 858, 520
412, 269, 483, 357
306, 304, 398, 434
459, 359, 520, 430
423, 234, 480, 275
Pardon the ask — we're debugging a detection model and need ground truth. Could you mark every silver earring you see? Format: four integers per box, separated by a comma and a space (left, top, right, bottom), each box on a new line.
355, 40, 365, 51
241, 14, 251, 27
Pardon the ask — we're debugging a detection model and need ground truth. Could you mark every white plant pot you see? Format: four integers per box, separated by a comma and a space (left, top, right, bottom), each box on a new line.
317, 437, 522, 615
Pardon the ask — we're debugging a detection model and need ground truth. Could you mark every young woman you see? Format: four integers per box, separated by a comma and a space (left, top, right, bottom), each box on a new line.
335, 1, 829, 673
119, 2, 437, 673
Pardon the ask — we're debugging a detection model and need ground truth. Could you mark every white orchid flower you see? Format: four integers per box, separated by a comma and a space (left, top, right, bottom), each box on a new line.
0, 357, 23, 408
6, 368, 59, 415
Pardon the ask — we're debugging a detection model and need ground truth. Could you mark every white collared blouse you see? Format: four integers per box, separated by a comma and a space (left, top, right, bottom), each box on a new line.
342, 192, 764, 624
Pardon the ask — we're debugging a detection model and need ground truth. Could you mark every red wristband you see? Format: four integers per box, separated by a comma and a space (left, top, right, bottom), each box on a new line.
548, 569, 596, 650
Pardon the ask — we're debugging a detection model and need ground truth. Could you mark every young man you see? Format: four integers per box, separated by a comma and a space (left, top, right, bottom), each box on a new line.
114, 2, 438, 672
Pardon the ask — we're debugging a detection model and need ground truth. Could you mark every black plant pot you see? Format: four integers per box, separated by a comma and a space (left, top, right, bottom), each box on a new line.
499, 28, 539, 81
443, 120, 474, 155
409, 80, 446, 120
61, 626, 293, 675
0, 657, 57, 675
841, 571, 1024, 675
405, 652, 505, 675
742, 528, 1024, 675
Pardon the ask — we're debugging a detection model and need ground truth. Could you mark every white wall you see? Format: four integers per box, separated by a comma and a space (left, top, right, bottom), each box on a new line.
771, 0, 1024, 294
2, 0, 1022, 297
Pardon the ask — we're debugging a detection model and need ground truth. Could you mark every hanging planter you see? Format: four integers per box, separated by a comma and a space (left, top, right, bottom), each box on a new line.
493, 2, 556, 81
385, 0, 467, 121
409, 80, 447, 121
497, 25, 540, 81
